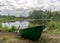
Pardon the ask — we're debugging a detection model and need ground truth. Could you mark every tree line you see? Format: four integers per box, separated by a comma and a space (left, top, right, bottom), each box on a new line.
28, 10, 60, 22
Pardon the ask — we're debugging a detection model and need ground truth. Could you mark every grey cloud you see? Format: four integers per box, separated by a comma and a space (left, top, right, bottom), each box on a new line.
0, 0, 60, 17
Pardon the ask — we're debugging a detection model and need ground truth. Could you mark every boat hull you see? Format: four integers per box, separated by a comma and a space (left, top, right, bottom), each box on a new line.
20, 25, 45, 40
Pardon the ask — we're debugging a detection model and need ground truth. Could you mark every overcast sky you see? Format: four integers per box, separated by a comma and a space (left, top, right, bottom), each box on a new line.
0, 0, 60, 17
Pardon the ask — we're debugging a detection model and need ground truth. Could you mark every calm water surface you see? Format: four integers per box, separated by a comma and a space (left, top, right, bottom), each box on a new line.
2, 21, 29, 29
1, 20, 44, 29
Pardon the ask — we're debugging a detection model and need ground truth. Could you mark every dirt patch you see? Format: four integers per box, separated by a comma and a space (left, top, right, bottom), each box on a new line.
0, 32, 60, 43
39, 33, 60, 43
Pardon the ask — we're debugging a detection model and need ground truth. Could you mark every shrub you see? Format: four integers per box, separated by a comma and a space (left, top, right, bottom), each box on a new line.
10, 25, 17, 32
0, 23, 2, 28
28, 23, 35, 28
47, 21, 60, 33
3, 26, 9, 31
55, 22, 60, 28
47, 21, 60, 30
8, 29, 12, 32
0, 23, 2, 31
19, 25, 46, 41
47, 21, 56, 30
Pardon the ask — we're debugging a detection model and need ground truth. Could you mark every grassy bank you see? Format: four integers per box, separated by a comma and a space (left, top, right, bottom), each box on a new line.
0, 17, 50, 22
0, 23, 17, 32
0, 20, 60, 43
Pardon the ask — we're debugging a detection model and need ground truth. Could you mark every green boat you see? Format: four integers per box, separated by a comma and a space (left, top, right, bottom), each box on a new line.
19, 25, 46, 40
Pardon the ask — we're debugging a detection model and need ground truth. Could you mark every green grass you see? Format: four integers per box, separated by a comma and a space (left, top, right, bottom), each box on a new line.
3, 26, 9, 31
47, 21, 60, 34
0, 23, 17, 32
0, 23, 2, 31
0, 23, 2, 28
11, 25, 17, 31
8, 26, 17, 32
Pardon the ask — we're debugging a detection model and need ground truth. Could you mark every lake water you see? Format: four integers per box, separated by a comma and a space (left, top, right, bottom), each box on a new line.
1, 20, 45, 29
2, 21, 29, 29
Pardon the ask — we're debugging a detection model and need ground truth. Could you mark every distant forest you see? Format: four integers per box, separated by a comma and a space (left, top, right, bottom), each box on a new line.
0, 10, 60, 22
28, 10, 60, 22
